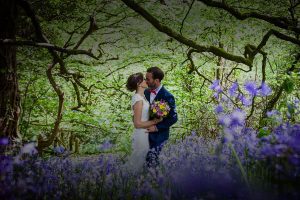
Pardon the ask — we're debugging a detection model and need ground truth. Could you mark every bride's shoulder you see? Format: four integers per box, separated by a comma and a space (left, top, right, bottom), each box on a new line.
132, 93, 141, 98
132, 93, 143, 102
133, 93, 145, 98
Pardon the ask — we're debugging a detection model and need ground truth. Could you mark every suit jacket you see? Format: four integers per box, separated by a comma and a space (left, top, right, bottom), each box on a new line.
145, 86, 178, 149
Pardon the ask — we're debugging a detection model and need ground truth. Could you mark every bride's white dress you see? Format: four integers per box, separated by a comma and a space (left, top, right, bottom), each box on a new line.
125, 93, 150, 172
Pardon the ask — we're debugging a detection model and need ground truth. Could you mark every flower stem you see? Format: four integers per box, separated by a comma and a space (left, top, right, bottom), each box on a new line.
229, 143, 250, 188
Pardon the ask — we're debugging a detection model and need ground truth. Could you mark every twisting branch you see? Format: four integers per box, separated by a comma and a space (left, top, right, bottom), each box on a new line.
197, 0, 300, 34
72, 73, 89, 91
63, 20, 89, 48
70, 80, 84, 111
187, 49, 212, 82
0, 39, 98, 59
225, 64, 251, 80
250, 29, 300, 58
73, 16, 98, 50
180, 0, 195, 35
37, 61, 64, 153
261, 53, 267, 83
246, 96, 257, 120
121, 0, 253, 67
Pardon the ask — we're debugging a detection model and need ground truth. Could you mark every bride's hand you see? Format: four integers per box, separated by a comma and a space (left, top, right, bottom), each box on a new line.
154, 117, 163, 124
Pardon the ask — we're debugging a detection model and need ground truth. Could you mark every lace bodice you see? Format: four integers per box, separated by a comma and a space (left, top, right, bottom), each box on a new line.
131, 93, 150, 122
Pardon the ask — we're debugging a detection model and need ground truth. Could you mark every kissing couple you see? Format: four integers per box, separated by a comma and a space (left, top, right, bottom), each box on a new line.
125, 67, 178, 172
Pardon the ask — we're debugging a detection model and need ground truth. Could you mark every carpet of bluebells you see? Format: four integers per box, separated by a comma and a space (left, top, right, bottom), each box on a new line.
1, 81, 300, 199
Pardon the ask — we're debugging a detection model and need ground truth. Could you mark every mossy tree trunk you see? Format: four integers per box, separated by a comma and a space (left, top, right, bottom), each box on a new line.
0, 0, 21, 140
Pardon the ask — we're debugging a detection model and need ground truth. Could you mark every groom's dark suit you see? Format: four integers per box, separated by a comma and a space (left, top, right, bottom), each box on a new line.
144, 86, 178, 167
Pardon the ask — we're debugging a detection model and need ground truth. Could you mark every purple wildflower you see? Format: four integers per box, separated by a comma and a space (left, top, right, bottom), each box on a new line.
229, 81, 238, 97
260, 144, 275, 157
238, 94, 252, 106
244, 81, 257, 96
210, 80, 222, 93
259, 82, 272, 96
214, 104, 224, 114
20, 143, 38, 155
54, 146, 65, 154
273, 144, 288, 156
210, 80, 220, 90
0, 137, 9, 145
266, 110, 279, 117
213, 92, 219, 99
99, 140, 113, 151
289, 154, 300, 165
230, 109, 246, 127
218, 114, 231, 127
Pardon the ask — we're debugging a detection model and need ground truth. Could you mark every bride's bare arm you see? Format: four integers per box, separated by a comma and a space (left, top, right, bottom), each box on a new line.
133, 101, 160, 128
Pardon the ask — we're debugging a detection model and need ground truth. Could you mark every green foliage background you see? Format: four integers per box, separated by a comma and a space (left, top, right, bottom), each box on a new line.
17, 0, 299, 154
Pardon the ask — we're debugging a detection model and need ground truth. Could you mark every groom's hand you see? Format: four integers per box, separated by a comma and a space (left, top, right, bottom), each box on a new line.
147, 125, 158, 133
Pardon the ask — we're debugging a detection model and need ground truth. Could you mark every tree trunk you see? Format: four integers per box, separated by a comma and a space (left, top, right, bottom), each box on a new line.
0, 0, 21, 140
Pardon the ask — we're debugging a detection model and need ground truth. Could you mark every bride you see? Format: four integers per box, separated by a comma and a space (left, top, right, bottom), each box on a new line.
125, 72, 161, 172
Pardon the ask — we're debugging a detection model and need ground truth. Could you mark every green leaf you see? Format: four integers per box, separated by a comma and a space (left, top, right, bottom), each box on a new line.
287, 103, 295, 113
282, 78, 294, 94
257, 128, 271, 138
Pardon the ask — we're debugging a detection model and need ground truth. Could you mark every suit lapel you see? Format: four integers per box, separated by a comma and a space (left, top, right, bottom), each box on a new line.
154, 86, 165, 101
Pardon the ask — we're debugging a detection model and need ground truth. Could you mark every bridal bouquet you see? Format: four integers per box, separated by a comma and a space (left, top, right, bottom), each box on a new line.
150, 100, 170, 118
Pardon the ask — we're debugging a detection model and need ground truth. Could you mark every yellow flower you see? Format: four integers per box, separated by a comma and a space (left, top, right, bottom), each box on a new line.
153, 108, 157, 113
163, 111, 167, 116
159, 104, 165, 109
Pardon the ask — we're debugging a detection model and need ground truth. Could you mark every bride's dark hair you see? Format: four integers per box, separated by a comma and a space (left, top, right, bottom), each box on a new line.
126, 73, 144, 92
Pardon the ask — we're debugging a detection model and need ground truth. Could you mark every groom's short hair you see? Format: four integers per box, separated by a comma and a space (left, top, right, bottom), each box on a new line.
147, 67, 164, 81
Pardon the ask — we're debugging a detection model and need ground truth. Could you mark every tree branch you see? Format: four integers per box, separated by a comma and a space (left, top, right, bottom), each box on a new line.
251, 29, 300, 58
180, 0, 195, 35
37, 61, 64, 153
0, 39, 98, 59
73, 16, 98, 50
121, 0, 252, 67
197, 0, 300, 34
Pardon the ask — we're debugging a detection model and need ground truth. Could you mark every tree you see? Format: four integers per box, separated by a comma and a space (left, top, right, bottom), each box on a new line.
0, 0, 97, 150
0, 0, 20, 140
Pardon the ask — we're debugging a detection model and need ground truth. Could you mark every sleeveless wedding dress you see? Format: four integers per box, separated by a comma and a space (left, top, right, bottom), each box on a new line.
125, 93, 150, 173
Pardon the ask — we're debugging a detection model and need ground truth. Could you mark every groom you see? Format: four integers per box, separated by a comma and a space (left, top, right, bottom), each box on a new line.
144, 67, 178, 167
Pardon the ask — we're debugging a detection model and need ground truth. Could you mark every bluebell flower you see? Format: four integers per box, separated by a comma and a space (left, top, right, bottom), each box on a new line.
266, 110, 279, 117
273, 144, 288, 156
260, 144, 275, 157
214, 104, 224, 114
229, 81, 238, 97
230, 109, 246, 127
210, 80, 222, 93
0, 137, 9, 145
221, 95, 229, 102
53, 146, 65, 154
210, 80, 220, 90
259, 82, 272, 96
244, 81, 257, 96
20, 143, 38, 155
99, 139, 113, 151
238, 94, 252, 106
289, 132, 300, 152
213, 92, 219, 99
266, 110, 282, 123
288, 154, 300, 165
191, 130, 197, 136
218, 114, 231, 127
